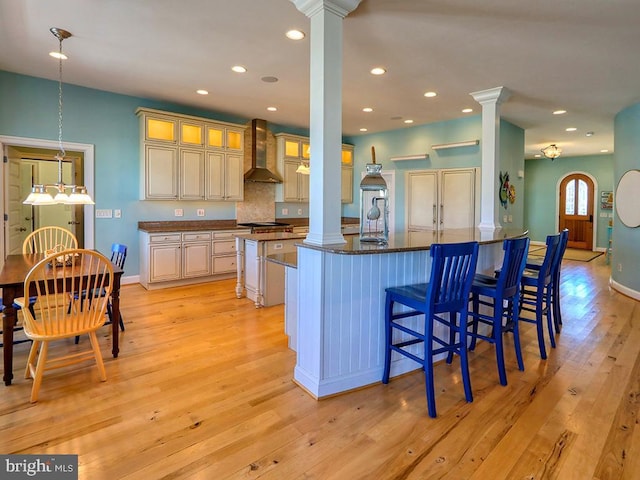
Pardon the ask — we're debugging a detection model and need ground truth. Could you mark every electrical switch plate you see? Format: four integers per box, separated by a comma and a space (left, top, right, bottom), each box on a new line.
174, 209, 183, 217
508, 215, 513, 222
197, 209, 205, 217
503, 214, 508, 223
282, 208, 289, 215
114, 209, 122, 218
96, 209, 112, 218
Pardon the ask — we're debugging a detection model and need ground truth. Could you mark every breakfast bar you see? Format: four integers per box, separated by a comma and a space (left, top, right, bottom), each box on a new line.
286, 228, 527, 399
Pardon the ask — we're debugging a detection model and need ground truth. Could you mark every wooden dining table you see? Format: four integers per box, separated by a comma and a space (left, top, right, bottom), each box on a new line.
0, 252, 124, 386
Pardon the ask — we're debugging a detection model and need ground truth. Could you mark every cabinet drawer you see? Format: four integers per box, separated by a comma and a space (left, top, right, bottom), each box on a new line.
213, 230, 242, 239
213, 240, 236, 254
183, 232, 211, 242
150, 234, 181, 243
213, 255, 237, 273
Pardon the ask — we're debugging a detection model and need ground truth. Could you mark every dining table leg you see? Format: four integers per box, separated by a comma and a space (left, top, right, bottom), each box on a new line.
110, 274, 122, 358
2, 293, 16, 386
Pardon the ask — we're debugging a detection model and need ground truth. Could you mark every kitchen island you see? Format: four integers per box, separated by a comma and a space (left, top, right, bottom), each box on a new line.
235, 232, 306, 307
281, 228, 527, 399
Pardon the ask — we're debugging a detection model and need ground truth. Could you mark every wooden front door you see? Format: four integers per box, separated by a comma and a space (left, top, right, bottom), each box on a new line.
559, 173, 594, 250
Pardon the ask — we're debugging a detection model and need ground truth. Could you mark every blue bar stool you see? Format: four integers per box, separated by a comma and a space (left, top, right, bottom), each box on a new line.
382, 241, 479, 418
468, 237, 530, 386
519, 233, 561, 359
525, 229, 568, 335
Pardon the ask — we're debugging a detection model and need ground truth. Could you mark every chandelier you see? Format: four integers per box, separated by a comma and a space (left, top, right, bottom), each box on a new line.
541, 144, 562, 160
24, 27, 94, 206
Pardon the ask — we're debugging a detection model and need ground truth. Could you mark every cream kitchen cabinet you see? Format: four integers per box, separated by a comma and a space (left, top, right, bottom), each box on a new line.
212, 230, 246, 274
274, 133, 354, 203
206, 151, 244, 201
406, 168, 478, 233
137, 107, 245, 201
140, 229, 250, 289
341, 145, 354, 204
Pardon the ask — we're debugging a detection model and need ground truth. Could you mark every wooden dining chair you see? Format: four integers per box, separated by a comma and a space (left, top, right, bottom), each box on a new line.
19, 249, 114, 402
74, 243, 127, 343
468, 236, 530, 386
22, 226, 78, 254
382, 241, 479, 418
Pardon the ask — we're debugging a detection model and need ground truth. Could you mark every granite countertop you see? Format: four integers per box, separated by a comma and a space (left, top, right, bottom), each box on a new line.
298, 228, 529, 255
138, 220, 244, 233
138, 217, 360, 233
278, 217, 359, 227
266, 252, 298, 269
235, 232, 307, 242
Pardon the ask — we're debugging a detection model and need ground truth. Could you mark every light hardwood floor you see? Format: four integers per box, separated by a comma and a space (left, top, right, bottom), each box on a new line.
1, 256, 639, 479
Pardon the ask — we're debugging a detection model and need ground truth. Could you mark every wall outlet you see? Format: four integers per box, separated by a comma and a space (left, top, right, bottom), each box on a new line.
503, 214, 508, 223
174, 209, 183, 217
618, 263, 623, 272
508, 215, 513, 223
197, 208, 205, 217
114, 209, 122, 218
298, 208, 303, 215
96, 209, 112, 218
282, 208, 289, 215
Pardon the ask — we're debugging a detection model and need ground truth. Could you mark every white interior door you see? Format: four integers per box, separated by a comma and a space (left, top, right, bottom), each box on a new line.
7, 154, 33, 254
440, 168, 476, 229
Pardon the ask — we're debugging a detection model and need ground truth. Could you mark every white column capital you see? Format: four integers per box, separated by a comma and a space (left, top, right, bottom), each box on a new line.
470, 86, 511, 106
291, 0, 362, 18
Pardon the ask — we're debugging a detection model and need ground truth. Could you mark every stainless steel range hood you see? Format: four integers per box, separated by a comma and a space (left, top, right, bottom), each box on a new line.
244, 119, 283, 183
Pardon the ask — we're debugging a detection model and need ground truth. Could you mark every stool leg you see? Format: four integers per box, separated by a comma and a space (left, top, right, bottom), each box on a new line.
382, 294, 393, 384
545, 286, 556, 349
425, 314, 437, 418
458, 312, 473, 402
493, 302, 507, 386
510, 298, 525, 371
536, 293, 547, 360
469, 293, 479, 351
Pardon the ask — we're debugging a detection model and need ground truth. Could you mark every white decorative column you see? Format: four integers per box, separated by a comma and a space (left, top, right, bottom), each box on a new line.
292, 0, 362, 246
470, 86, 511, 231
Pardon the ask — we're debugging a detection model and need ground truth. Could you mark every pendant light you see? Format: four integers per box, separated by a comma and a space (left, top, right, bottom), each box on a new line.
541, 144, 562, 160
24, 28, 94, 206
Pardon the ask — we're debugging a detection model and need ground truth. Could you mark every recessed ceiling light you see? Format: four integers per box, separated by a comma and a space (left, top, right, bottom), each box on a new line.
231, 65, 247, 73
553, 110, 567, 115
261, 76, 279, 83
370, 67, 386, 75
49, 51, 67, 60
566, 127, 577, 132
286, 29, 305, 40
462, 108, 473, 113
362, 107, 373, 112
196, 89, 209, 95
360, 128, 368, 132
404, 119, 414, 124
601, 149, 609, 153
534, 154, 542, 158
585, 131, 594, 137
267, 106, 277, 112
424, 91, 437, 98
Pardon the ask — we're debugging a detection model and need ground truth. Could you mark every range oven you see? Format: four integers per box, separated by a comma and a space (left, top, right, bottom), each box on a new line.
237, 222, 294, 234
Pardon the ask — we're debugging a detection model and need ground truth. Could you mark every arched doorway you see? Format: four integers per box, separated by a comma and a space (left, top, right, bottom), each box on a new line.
559, 173, 594, 250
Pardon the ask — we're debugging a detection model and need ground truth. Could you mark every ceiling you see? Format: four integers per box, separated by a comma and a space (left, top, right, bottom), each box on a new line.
1, 0, 639, 159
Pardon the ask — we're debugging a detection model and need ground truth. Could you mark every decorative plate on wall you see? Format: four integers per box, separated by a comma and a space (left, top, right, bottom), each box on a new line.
615, 169, 640, 227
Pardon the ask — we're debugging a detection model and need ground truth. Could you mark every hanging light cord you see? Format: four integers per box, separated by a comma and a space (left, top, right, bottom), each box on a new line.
56, 35, 66, 185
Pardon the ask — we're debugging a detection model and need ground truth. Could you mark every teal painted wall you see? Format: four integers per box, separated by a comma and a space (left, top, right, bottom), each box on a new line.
498, 119, 525, 229
612, 103, 640, 292
523, 154, 614, 248
344, 116, 526, 232
344, 116, 483, 230
0, 70, 305, 276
